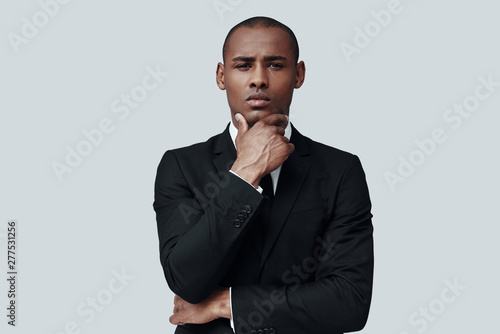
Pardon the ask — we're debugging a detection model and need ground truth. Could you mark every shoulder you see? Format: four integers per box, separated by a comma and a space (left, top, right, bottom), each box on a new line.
168, 132, 221, 158
159, 124, 229, 163
292, 126, 361, 169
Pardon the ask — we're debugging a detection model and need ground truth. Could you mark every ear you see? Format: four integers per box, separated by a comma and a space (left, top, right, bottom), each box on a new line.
294, 61, 305, 89
216, 62, 226, 90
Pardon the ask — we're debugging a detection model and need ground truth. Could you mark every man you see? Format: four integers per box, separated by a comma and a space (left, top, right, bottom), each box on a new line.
154, 16, 373, 334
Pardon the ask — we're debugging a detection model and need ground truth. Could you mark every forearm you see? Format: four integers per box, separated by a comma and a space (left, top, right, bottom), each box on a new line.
231, 154, 374, 333
232, 263, 373, 334
170, 288, 232, 326
156, 169, 263, 303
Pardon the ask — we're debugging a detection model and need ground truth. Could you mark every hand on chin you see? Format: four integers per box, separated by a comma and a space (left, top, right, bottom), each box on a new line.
241, 109, 277, 127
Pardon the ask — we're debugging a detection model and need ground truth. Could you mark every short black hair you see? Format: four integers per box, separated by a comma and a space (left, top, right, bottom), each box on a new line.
222, 16, 299, 64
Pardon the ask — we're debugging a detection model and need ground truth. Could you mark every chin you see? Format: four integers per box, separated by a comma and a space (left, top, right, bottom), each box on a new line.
243, 109, 275, 124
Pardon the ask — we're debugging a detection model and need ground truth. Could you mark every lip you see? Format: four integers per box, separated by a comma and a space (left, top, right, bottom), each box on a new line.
246, 92, 271, 108
246, 99, 271, 108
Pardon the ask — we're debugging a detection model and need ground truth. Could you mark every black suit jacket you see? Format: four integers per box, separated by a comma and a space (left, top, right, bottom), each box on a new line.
154, 124, 373, 334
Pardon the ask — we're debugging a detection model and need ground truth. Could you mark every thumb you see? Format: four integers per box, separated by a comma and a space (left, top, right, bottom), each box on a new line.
235, 113, 249, 136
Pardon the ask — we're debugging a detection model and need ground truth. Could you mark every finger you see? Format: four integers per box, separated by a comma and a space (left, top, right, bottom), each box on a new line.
235, 113, 249, 136
267, 125, 285, 136
260, 113, 289, 129
170, 314, 186, 326
276, 126, 286, 136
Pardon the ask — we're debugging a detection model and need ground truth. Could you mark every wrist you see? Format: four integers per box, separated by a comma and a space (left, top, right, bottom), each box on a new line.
231, 161, 263, 188
214, 288, 231, 319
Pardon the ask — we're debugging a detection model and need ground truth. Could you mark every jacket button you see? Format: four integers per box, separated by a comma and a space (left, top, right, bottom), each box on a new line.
244, 204, 252, 213
234, 218, 241, 228
269, 329, 276, 334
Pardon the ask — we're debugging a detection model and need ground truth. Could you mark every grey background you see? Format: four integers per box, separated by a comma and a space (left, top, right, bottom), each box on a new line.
1, 0, 499, 333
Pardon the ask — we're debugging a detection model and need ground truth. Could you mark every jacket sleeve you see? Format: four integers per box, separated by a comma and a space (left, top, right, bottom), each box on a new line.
153, 150, 263, 304
231, 155, 374, 334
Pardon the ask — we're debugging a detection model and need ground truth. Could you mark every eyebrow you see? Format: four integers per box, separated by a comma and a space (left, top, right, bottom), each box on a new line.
231, 55, 288, 62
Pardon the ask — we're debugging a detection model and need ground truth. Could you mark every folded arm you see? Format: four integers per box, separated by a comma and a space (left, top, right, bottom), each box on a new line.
231, 155, 374, 333
154, 150, 263, 304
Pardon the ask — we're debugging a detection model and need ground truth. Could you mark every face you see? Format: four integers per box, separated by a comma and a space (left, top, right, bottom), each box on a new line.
216, 26, 305, 127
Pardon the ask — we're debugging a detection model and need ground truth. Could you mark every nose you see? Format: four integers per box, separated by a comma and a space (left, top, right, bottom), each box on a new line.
250, 65, 268, 89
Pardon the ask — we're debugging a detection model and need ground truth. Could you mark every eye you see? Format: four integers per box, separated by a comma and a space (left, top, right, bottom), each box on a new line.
268, 63, 284, 69
236, 63, 251, 69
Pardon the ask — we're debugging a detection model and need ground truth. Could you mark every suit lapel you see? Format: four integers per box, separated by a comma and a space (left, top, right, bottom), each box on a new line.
212, 123, 237, 173
259, 125, 311, 270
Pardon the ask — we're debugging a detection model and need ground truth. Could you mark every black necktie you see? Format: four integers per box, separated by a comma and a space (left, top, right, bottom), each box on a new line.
258, 174, 274, 240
